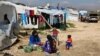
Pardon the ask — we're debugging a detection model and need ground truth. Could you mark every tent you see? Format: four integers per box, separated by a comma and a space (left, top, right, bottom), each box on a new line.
38, 9, 65, 28
79, 10, 88, 15
38, 9, 64, 15
0, 1, 19, 50
79, 10, 88, 21
66, 8, 79, 21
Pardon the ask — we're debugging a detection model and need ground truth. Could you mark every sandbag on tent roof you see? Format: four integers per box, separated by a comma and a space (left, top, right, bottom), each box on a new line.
0, 1, 19, 50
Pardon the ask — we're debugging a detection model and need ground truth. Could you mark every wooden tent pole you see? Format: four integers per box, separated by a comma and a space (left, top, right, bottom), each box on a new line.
41, 15, 53, 29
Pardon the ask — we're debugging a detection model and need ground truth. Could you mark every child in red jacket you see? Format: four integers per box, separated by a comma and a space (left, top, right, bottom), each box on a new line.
66, 35, 73, 50
52, 27, 59, 40
52, 27, 59, 46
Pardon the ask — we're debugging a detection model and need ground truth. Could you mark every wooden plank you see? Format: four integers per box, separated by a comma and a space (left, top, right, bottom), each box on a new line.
41, 15, 53, 29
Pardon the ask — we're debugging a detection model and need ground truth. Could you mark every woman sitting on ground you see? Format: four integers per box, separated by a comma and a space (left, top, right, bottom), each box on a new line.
43, 35, 59, 56
29, 30, 42, 46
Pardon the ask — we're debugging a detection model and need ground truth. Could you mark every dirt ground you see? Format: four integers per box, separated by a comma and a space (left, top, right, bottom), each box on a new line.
1, 21, 100, 56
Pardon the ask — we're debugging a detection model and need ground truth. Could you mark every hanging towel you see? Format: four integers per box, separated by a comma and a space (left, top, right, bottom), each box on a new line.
30, 10, 34, 17
21, 13, 27, 25
25, 10, 30, 16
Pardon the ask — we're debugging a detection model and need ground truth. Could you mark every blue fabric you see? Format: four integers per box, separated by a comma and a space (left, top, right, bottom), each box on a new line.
66, 42, 72, 48
63, 10, 68, 19
21, 14, 27, 25
53, 17, 58, 24
44, 41, 51, 53
29, 35, 41, 45
44, 40, 57, 53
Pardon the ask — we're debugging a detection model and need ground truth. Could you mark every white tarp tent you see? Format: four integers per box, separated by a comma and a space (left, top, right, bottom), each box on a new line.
67, 8, 79, 21
0, 1, 19, 50
38, 9, 64, 25
38, 9, 64, 15
79, 10, 88, 15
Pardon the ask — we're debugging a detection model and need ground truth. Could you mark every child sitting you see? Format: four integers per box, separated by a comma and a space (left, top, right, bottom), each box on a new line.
66, 35, 73, 50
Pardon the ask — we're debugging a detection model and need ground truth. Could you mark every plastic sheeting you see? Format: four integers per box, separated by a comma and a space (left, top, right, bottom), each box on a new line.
0, 1, 18, 50
38, 9, 64, 15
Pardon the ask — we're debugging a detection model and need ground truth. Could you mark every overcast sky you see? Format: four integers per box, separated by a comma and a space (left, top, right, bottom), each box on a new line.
7, 0, 100, 11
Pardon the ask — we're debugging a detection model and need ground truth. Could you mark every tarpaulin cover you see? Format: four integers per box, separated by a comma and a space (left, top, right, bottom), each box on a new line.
0, 1, 19, 50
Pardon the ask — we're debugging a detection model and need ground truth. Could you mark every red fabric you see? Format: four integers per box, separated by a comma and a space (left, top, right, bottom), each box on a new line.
53, 29, 59, 36
39, 16, 44, 23
30, 10, 34, 17
67, 38, 72, 43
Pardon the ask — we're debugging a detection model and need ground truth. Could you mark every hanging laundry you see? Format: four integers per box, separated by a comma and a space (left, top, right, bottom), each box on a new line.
21, 13, 27, 25
29, 10, 34, 24
25, 10, 30, 24
50, 15, 53, 25
53, 16, 58, 24
39, 15, 44, 23
30, 10, 34, 17
25, 10, 30, 16
60, 14, 63, 21
58, 14, 63, 24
